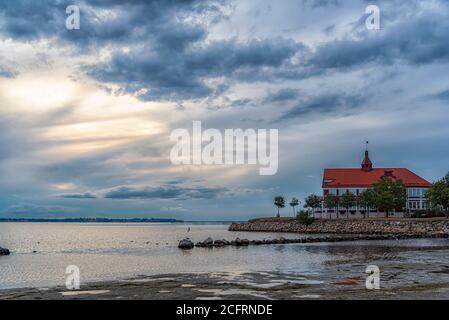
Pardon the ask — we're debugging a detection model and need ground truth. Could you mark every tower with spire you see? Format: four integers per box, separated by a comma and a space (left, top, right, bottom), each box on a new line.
361, 141, 373, 171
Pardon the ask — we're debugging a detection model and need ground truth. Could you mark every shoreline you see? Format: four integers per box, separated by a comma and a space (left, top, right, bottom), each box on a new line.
2, 269, 449, 300
229, 218, 449, 237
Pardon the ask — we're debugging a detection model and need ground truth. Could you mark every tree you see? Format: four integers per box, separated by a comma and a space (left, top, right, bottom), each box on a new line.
274, 196, 286, 218
442, 171, 448, 190
289, 197, 299, 216
426, 175, 449, 215
324, 194, 338, 219
340, 191, 356, 218
354, 194, 364, 218
304, 194, 322, 213
360, 189, 377, 218
371, 177, 406, 218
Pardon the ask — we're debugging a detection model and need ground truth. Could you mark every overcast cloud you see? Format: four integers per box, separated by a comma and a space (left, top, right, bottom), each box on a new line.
0, 0, 448, 220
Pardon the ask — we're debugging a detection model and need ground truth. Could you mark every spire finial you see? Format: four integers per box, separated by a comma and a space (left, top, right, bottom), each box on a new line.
361, 141, 373, 171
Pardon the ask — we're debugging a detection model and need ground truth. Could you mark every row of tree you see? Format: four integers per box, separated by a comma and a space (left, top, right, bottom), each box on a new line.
319, 177, 406, 218
426, 172, 449, 212
273, 172, 449, 218
274, 196, 299, 217
274, 177, 406, 218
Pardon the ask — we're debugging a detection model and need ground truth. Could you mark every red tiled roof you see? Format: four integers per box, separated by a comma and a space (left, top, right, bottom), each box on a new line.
322, 168, 432, 188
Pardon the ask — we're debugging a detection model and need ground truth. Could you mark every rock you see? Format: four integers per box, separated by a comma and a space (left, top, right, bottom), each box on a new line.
178, 238, 194, 250
229, 218, 449, 239
232, 238, 241, 246
0, 247, 10, 256
213, 239, 229, 247
203, 237, 214, 247
230, 238, 249, 246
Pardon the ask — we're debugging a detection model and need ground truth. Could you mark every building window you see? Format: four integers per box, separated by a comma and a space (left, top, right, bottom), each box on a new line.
408, 188, 423, 198
408, 201, 421, 210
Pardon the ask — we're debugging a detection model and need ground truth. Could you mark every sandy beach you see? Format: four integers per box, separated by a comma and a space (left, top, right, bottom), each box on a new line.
2, 267, 449, 300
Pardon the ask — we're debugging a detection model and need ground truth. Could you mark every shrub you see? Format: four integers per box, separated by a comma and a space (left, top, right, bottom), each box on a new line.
297, 210, 315, 226
411, 209, 447, 218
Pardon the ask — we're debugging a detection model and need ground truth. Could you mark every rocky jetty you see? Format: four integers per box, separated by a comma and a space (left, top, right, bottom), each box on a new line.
177, 218, 449, 251
196, 237, 230, 247
229, 218, 449, 237
0, 247, 10, 256
178, 238, 194, 250
179, 232, 449, 250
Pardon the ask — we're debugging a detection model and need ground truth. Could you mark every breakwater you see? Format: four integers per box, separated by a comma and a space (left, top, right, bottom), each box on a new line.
228, 218, 449, 237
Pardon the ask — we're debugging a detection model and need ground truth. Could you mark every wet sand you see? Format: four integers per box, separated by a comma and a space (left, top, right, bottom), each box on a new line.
2, 253, 449, 300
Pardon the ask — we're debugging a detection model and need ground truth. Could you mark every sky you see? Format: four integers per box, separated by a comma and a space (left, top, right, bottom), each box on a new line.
0, 0, 448, 220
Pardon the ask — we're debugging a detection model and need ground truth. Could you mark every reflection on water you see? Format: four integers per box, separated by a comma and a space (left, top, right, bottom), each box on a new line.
0, 222, 449, 290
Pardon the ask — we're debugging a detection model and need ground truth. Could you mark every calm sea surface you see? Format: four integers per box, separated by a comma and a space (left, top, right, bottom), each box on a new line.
1, 222, 449, 290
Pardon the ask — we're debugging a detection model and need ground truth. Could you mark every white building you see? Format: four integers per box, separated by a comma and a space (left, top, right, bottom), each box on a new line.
315, 149, 432, 219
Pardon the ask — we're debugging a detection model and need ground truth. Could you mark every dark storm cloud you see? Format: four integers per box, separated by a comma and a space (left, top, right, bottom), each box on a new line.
278, 94, 366, 121
88, 38, 300, 101
433, 89, 449, 102
0, 0, 301, 101
263, 88, 301, 104
301, 0, 341, 8
2, 0, 449, 104
104, 185, 228, 200
238, 2, 449, 85
0, 0, 222, 45
309, 16, 449, 71
59, 192, 97, 199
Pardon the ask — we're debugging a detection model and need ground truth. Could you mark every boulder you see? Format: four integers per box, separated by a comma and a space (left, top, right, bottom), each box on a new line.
214, 239, 229, 247
231, 238, 241, 246
203, 237, 214, 247
0, 247, 10, 256
178, 238, 194, 250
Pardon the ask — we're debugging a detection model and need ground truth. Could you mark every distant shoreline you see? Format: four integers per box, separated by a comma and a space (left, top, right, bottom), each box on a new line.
0, 218, 183, 223
0, 218, 244, 224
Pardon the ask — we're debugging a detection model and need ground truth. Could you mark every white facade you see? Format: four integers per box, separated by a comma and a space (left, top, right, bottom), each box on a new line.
313, 187, 430, 219
406, 188, 430, 211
